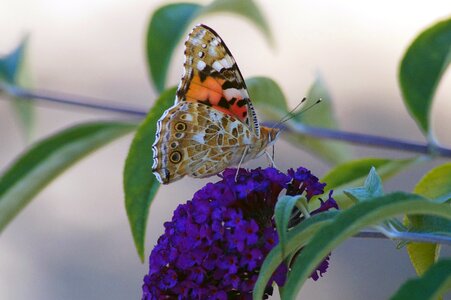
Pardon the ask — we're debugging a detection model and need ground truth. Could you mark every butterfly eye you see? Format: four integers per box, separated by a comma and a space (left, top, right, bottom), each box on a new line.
175, 122, 187, 131
170, 151, 183, 163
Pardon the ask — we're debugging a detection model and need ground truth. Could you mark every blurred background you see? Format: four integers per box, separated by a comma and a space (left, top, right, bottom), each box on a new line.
0, 0, 450, 299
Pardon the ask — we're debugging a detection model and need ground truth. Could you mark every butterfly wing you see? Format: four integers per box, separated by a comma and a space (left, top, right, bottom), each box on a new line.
152, 102, 254, 184
175, 24, 260, 137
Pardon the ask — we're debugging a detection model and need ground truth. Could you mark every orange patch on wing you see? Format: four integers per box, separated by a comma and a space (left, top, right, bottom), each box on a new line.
185, 74, 249, 123
185, 75, 223, 104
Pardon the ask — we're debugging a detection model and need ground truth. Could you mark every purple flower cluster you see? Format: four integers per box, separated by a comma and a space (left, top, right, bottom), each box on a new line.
142, 167, 338, 299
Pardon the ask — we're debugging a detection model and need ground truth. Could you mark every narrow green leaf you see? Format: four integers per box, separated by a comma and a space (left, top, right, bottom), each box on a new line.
146, 0, 272, 92
0, 36, 34, 140
253, 211, 338, 300
283, 192, 451, 299
406, 163, 451, 276
321, 157, 416, 209
0, 121, 136, 232
399, 17, 451, 135
292, 76, 351, 164
146, 3, 201, 92
390, 259, 451, 300
274, 195, 301, 257
124, 87, 176, 261
344, 167, 384, 203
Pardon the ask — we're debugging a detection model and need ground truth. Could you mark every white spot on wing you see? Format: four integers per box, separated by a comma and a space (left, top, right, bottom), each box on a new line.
212, 61, 223, 72
220, 57, 233, 68
197, 60, 206, 71
208, 47, 217, 57
192, 133, 205, 143
223, 88, 245, 99
209, 111, 222, 123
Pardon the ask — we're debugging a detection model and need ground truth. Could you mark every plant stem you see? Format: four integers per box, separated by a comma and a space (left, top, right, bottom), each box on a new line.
2, 83, 451, 158
360, 229, 451, 245
0, 82, 147, 117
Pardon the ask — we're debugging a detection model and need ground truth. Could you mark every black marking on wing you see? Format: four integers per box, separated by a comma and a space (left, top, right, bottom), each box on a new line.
218, 97, 231, 109
237, 99, 247, 107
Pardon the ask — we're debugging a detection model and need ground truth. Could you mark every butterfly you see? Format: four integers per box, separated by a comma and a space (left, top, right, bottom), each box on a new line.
152, 24, 280, 184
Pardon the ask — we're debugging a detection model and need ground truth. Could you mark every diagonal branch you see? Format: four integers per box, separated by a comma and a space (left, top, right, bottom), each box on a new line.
2, 82, 451, 158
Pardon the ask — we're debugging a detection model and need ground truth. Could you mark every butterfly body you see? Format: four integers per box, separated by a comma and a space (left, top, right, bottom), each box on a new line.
152, 25, 280, 184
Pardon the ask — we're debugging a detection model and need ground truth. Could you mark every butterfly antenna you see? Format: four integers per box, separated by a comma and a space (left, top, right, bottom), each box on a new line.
274, 97, 307, 129
282, 98, 322, 124
275, 98, 322, 130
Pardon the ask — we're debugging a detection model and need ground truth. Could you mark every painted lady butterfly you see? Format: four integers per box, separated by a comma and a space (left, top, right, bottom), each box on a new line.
152, 24, 280, 184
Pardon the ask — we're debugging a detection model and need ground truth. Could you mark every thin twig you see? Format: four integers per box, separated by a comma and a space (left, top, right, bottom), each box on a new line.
2, 83, 451, 158
355, 230, 451, 245
0, 82, 147, 117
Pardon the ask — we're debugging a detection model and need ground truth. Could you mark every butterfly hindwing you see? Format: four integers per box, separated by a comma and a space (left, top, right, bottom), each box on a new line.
152, 102, 253, 183
176, 24, 260, 137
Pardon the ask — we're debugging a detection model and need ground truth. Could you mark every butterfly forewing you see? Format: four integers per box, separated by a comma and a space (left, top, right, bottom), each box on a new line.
176, 24, 260, 136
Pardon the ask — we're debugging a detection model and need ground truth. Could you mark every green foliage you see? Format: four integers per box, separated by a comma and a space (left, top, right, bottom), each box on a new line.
293, 76, 351, 164
281, 192, 451, 299
253, 211, 339, 300
146, 0, 272, 92
147, 3, 201, 92
274, 195, 302, 257
247, 76, 350, 164
399, 17, 451, 136
344, 166, 384, 203
124, 87, 176, 261
0, 36, 34, 140
406, 163, 451, 277
321, 157, 415, 208
0, 121, 136, 232
390, 259, 451, 300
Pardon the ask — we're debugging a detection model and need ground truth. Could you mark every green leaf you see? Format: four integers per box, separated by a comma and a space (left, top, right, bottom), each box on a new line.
247, 76, 350, 164
344, 166, 383, 203
282, 192, 451, 299
124, 87, 176, 261
399, 17, 451, 135
390, 259, 451, 300
146, 3, 202, 92
0, 121, 136, 232
292, 76, 351, 164
0, 36, 34, 140
321, 157, 416, 209
247, 76, 289, 120
274, 195, 302, 257
406, 163, 451, 277
253, 211, 338, 300
146, 0, 272, 92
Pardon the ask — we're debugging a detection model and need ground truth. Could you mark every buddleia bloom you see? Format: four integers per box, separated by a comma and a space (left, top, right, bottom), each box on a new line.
142, 166, 338, 299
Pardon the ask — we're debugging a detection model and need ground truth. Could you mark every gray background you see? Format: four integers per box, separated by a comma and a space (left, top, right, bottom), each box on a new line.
1, 0, 450, 299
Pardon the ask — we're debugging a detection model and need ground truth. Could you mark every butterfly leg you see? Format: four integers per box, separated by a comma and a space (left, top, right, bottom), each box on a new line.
235, 146, 249, 181
265, 150, 277, 168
